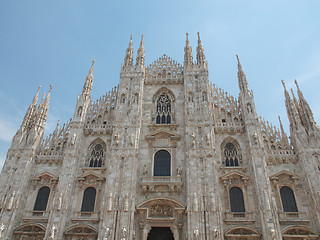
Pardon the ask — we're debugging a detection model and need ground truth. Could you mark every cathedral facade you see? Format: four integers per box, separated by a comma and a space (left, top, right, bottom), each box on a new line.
0, 33, 320, 240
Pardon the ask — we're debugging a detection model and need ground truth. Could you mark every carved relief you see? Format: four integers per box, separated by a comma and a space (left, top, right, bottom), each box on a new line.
149, 204, 173, 217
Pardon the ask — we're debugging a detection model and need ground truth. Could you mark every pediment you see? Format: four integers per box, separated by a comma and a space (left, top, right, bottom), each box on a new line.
269, 170, 299, 181
77, 172, 105, 182
220, 170, 250, 181
145, 130, 181, 141
137, 197, 185, 209
32, 172, 58, 181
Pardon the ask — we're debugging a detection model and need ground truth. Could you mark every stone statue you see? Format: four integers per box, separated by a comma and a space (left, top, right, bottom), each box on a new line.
0, 223, 5, 238
121, 227, 127, 240
193, 227, 199, 240
114, 134, 120, 146
142, 164, 147, 176
107, 193, 113, 212
57, 193, 62, 211
71, 133, 76, 146
49, 225, 56, 239
124, 193, 129, 212
193, 193, 198, 211
206, 133, 210, 146
103, 226, 110, 240
177, 166, 182, 176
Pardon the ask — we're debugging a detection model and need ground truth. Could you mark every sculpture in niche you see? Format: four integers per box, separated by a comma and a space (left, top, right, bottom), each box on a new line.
124, 193, 129, 212
57, 193, 62, 211
206, 133, 211, 146
149, 204, 173, 217
190, 132, 196, 147
114, 134, 120, 146
71, 133, 76, 146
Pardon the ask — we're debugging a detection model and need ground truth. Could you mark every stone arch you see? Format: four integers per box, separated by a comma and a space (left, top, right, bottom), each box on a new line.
220, 137, 242, 166
136, 197, 185, 240
225, 226, 261, 239
152, 87, 176, 103
14, 223, 46, 240
65, 224, 98, 240
282, 225, 318, 239
87, 138, 106, 167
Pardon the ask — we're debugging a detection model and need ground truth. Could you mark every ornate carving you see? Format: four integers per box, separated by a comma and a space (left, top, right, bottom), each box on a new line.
145, 55, 183, 82
149, 204, 173, 217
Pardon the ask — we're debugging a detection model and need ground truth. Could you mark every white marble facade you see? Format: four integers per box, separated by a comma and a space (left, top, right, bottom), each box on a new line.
0, 33, 320, 240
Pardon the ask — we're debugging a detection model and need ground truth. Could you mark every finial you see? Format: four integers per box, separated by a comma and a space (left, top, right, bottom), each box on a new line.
49, 84, 53, 92
236, 54, 239, 62
197, 32, 200, 40
186, 32, 189, 40
130, 34, 133, 41
294, 79, 301, 91
281, 80, 286, 89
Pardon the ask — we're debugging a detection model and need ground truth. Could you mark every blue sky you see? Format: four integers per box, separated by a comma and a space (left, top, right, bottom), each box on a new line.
0, 0, 320, 170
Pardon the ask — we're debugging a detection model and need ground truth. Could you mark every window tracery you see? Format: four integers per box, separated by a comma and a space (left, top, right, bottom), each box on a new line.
88, 143, 104, 167
156, 94, 172, 124
224, 142, 239, 166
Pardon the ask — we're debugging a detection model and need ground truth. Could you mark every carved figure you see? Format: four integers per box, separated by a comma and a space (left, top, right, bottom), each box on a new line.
0, 223, 5, 238
114, 134, 120, 146
103, 226, 110, 240
253, 132, 259, 145
121, 227, 127, 240
177, 165, 182, 176
213, 228, 218, 237
124, 193, 129, 212
49, 225, 56, 239
142, 164, 147, 176
190, 132, 196, 147
193, 193, 199, 211
71, 133, 76, 146
107, 193, 113, 212
205, 133, 211, 145
57, 193, 62, 211
193, 227, 199, 240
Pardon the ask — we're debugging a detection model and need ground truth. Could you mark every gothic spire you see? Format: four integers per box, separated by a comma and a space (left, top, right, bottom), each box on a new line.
294, 79, 316, 128
184, 32, 193, 68
38, 85, 52, 130
282, 80, 302, 129
278, 115, 290, 148
136, 34, 145, 70
196, 32, 206, 68
81, 59, 95, 99
237, 55, 250, 94
123, 34, 134, 69
21, 86, 41, 130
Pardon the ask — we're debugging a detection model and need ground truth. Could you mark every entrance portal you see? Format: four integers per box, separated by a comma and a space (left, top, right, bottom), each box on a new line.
147, 227, 174, 240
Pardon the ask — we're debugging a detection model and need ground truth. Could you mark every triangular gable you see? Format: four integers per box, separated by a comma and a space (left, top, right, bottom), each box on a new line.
77, 172, 105, 182
32, 172, 58, 181
270, 170, 299, 181
145, 130, 180, 141
220, 170, 250, 181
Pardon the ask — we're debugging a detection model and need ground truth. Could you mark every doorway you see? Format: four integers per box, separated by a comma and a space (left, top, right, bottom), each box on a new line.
147, 227, 174, 240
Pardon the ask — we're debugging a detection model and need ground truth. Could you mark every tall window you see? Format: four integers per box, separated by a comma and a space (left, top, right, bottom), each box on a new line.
154, 150, 171, 176
33, 187, 50, 211
156, 94, 172, 124
280, 186, 298, 212
224, 143, 239, 167
81, 187, 96, 212
229, 187, 245, 212
89, 144, 103, 167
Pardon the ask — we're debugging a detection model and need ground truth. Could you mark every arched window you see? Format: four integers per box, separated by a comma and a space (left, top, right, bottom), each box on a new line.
224, 143, 239, 167
156, 94, 172, 124
154, 150, 171, 176
280, 186, 298, 212
229, 187, 245, 212
89, 144, 103, 167
33, 186, 50, 211
81, 187, 96, 212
